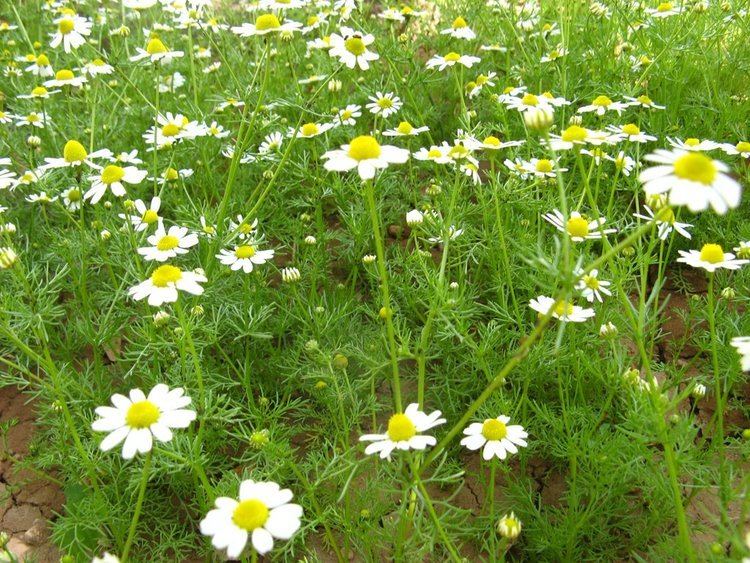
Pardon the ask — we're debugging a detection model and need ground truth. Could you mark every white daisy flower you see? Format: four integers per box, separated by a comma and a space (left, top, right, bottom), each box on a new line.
605, 151, 636, 176
61, 186, 83, 210
322, 135, 409, 180
85, 164, 147, 203
200, 480, 303, 558
413, 144, 453, 164
538, 91, 571, 107
366, 92, 402, 118
606, 123, 657, 143
258, 132, 284, 155
231, 14, 301, 36
122, 197, 162, 232
633, 205, 692, 240
334, 104, 361, 127
81, 58, 114, 76
574, 268, 612, 302
426, 52, 480, 71
129, 265, 207, 306
17, 86, 60, 100
41, 140, 112, 170
228, 215, 258, 240
24, 53, 53, 77
382, 121, 429, 137
216, 243, 275, 273
130, 38, 184, 65
638, 149, 741, 214
540, 46, 568, 63
460, 415, 528, 461
577, 95, 628, 116
524, 157, 567, 178
542, 209, 616, 241
44, 68, 87, 88
503, 92, 554, 113
720, 141, 750, 159
138, 223, 199, 262
465, 135, 524, 151
667, 137, 719, 152
0, 170, 18, 190
730, 337, 750, 372
440, 16, 476, 40
359, 403, 446, 460
733, 241, 750, 260
328, 27, 379, 70
26, 191, 57, 204
544, 125, 608, 151
676, 244, 748, 272
291, 122, 334, 138
92, 384, 196, 459
625, 95, 665, 109
49, 14, 91, 53
529, 296, 595, 323
646, 2, 682, 17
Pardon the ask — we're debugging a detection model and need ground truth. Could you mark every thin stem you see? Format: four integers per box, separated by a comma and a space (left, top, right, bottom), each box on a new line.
121, 450, 153, 562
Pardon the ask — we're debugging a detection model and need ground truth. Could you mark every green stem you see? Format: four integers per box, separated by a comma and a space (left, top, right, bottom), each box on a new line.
121, 450, 152, 562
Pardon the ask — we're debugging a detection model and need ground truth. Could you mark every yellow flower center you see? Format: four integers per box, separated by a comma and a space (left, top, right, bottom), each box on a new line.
146, 38, 168, 54
31, 86, 48, 96
162, 123, 181, 137
592, 95, 613, 107
657, 2, 673, 11
36, 54, 50, 66
26, 113, 40, 123
452, 16, 467, 28
699, 243, 724, 264
58, 18, 75, 34
483, 136, 501, 147
67, 188, 81, 201
736, 141, 750, 153
307, 16, 318, 25
554, 300, 575, 317
622, 123, 640, 135
548, 49, 560, 59
235, 245, 256, 259
427, 148, 442, 159
344, 36, 366, 55
63, 140, 88, 163
348, 135, 381, 161
481, 419, 507, 441
125, 400, 160, 428
673, 152, 717, 185
56, 69, 74, 81
156, 235, 179, 251
444, 52, 461, 62
396, 121, 413, 134
255, 13, 281, 30
637, 95, 652, 105
448, 144, 469, 159
583, 275, 600, 289
377, 97, 393, 109
684, 138, 700, 147
92, 58, 105, 66
232, 499, 269, 531
142, 210, 159, 224
475, 74, 489, 86
521, 93, 539, 106
387, 413, 416, 442
301, 123, 320, 136
239, 223, 254, 234
566, 216, 590, 237
561, 125, 587, 143
101, 165, 125, 185
150, 264, 182, 287
535, 159, 553, 173
341, 109, 353, 120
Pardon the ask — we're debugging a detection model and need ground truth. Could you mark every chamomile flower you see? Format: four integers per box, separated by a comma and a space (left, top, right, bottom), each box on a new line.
258, 132, 284, 155
81, 58, 114, 76
676, 244, 748, 272
575, 268, 612, 302
543, 209, 616, 241
413, 144, 452, 164
44, 68, 87, 88
633, 205, 692, 239
231, 14, 302, 36
639, 149, 741, 214
206, 121, 230, 138
720, 141, 750, 158
85, 164, 148, 203
92, 384, 196, 459
668, 137, 719, 152
15, 112, 48, 128
426, 52, 481, 71
625, 95, 665, 109
578, 95, 628, 116
730, 337, 750, 371
216, 242, 275, 273
465, 135, 524, 151
129, 265, 207, 306
229, 215, 259, 239
122, 197, 162, 232
138, 223, 199, 262
291, 122, 334, 138
605, 151, 636, 175
545, 125, 608, 151
382, 121, 429, 137
734, 241, 750, 260
0, 110, 15, 124
440, 16, 476, 40
529, 296, 595, 323
334, 105, 361, 127
0, 170, 17, 190
328, 27, 379, 70
61, 186, 83, 210
200, 480, 303, 558
498, 513, 522, 540
504, 92, 553, 113
460, 415, 528, 461
607, 123, 657, 143
322, 135, 409, 180
359, 403, 446, 460
26, 191, 57, 204
41, 140, 112, 170
540, 46, 568, 63
17, 86, 60, 100
525, 157, 567, 178
366, 92, 402, 118
647, 2, 682, 17
50, 14, 92, 52
130, 38, 185, 64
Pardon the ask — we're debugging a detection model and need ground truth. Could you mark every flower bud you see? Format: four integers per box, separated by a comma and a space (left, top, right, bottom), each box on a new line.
153, 310, 170, 327
497, 512, 522, 540
599, 322, 618, 338
523, 106, 554, 132
281, 267, 301, 283
406, 209, 423, 226
720, 287, 735, 300
0, 247, 17, 269
304, 235, 317, 245
362, 254, 376, 264
691, 383, 706, 399
332, 353, 349, 369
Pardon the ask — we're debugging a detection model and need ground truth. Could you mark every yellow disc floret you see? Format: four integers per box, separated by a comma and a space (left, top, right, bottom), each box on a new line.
481, 418, 507, 441
125, 400, 160, 428
387, 413, 416, 442
566, 216, 590, 238
444, 52, 461, 62
146, 38, 168, 54
301, 123, 319, 136
235, 245, 256, 259
56, 69, 75, 81
58, 18, 75, 34
673, 152, 717, 185
699, 243, 724, 264
344, 36, 366, 56
348, 135, 381, 161
255, 14, 281, 30
156, 235, 179, 251
63, 140, 88, 163
535, 159, 553, 173
561, 125, 587, 143
592, 95, 613, 107
622, 123, 640, 136
101, 165, 125, 185
232, 499, 269, 531
396, 121, 413, 135
554, 300, 575, 317
151, 265, 182, 287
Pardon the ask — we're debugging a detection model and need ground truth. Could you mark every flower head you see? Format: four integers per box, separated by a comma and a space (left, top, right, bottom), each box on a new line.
359, 403, 446, 460
460, 415, 528, 460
